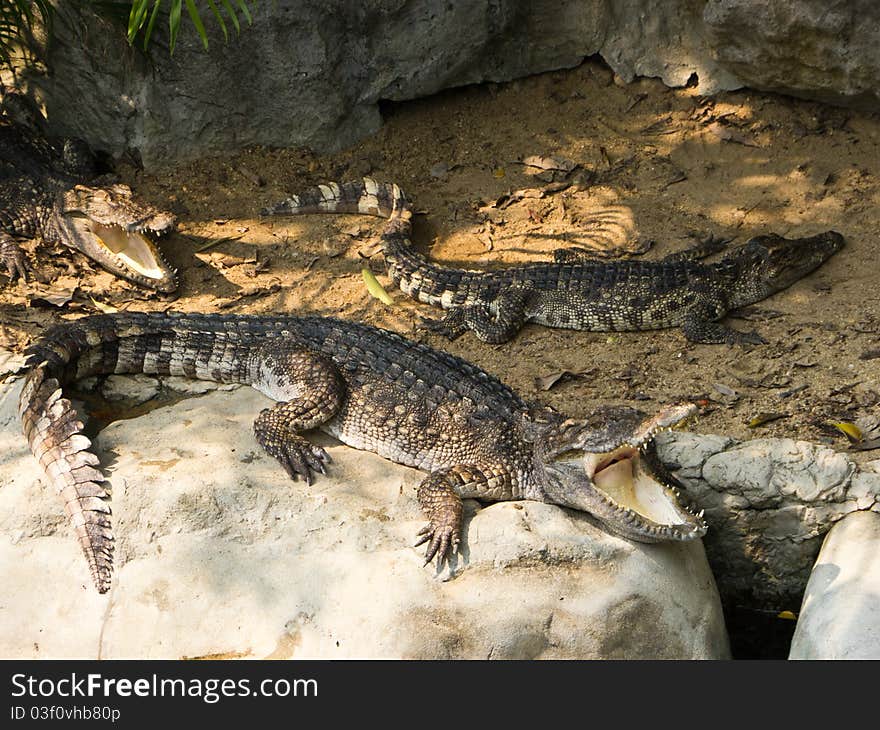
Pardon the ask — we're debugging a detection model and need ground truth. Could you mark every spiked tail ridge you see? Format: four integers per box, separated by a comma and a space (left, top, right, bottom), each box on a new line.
18, 361, 113, 593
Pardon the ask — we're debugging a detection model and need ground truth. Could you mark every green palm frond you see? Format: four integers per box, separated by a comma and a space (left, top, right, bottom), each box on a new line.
0, 1, 259, 74
0, 0, 53, 66
127, 0, 258, 53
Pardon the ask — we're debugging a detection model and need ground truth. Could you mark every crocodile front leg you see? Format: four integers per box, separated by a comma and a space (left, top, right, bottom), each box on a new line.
251, 344, 344, 484
423, 285, 531, 343
681, 304, 766, 345
415, 464, 486, 565
415, 462, 518, 565
0, 232, 28, 282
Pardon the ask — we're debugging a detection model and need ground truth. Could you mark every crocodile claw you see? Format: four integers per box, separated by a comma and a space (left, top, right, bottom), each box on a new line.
414, 521, 460, 566
419, 312, 466, 341
273, 438, 331, 485
728, 329, 767, 346
0, 237, 28, 283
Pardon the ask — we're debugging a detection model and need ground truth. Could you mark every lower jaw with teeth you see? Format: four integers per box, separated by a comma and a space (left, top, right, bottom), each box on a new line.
585, 444, 702, 539
91, 223, 167, 280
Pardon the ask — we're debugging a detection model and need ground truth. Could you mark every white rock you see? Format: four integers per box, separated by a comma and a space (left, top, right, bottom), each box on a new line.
658, 432, 876, 610
789, 511, 880, 659
101, 374, 160, 403
0, 380, 728, 659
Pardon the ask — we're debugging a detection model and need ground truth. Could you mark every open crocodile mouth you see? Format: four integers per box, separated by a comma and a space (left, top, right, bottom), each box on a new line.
89, 222, 168, 280
584, 442, 704, 534
542, 403, 708, 542
62, 213, 177, 292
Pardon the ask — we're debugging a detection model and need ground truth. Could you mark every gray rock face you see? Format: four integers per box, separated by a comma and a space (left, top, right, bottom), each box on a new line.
0, 377, 729, 659
704, 0, 880, 109
657, 432, 880, 611
19, 1, 877, 167
789, 511, 880, 659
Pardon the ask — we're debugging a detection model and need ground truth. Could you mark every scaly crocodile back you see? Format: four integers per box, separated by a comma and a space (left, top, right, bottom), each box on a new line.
20, 312, 532, 592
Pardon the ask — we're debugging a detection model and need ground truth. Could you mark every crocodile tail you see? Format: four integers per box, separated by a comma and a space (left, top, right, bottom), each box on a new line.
259, 178, 411, 221
19, 355, 113, 593
17, 312, 268, 592
259, 178, 479, 309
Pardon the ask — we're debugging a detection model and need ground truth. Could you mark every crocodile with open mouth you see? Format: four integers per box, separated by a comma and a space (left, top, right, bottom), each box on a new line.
0, 88, 177, 292
19, 311, 706, 593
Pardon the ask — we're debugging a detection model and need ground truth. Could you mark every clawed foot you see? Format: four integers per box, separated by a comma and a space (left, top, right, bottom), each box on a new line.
419, 313, 466, 341
264, 434, 331, 485
727, 329, 767, 346
0, 238, 28, 283
414, 520, 460, 566
688, 231, 731, 253
553, 247, 593, 264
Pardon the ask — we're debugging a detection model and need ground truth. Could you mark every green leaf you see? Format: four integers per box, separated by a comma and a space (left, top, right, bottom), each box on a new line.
206, 0, 229, 42
168, 0, 183, 54
128, 0, 152, 41
219, 0, 241, 33
831, 421, 863, 444
361, 268, 394, 305
235, 0, 253, 25
184, 0, 210, 50
143, 1, 162, 51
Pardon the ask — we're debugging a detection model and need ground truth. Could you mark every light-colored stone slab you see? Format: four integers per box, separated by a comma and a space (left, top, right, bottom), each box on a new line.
0, 378, 729, 659
789, 511, 880, 659
658, 431, 880, 610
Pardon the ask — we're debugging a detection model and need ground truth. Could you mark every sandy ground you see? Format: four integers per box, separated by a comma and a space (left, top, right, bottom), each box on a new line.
2, 59, 879, 460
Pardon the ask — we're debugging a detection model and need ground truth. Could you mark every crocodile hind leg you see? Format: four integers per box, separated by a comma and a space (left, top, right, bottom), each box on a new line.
0, 232, 28, 282
552, 247, 603, 264
251, 345, 344, 484
422, 286, 530, 343
661, 233, 730, 263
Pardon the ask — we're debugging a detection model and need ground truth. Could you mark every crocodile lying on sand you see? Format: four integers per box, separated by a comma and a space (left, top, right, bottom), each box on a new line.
0, 88, 177, 292
261, 179, 844, 344
20, 311, 706, 593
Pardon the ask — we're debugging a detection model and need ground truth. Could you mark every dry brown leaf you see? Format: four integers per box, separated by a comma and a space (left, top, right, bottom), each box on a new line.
521, 155, 577, 173
747, 412, 789, 428
194, 234, 245, 252
535, 369, 591, 391
31, 288, 75, 308
89, 297, 119, 314
429, 162, 449, 179
640, 116, 678, 135
851, 438, 880, 451
707, 122, 760, 147
0, 348, 27, 378
712, 382, 738, 397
